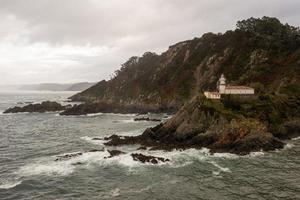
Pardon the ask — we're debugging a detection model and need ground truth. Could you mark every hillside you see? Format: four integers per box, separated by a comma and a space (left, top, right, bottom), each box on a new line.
70, 16, 300, 113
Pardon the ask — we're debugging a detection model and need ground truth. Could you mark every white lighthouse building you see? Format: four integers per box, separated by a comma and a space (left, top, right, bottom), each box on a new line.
218, 74, 226, 94
204, 74, 254, 99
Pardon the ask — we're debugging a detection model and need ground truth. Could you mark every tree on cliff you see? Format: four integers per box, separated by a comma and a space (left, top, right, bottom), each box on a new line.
236, 16, 300, 52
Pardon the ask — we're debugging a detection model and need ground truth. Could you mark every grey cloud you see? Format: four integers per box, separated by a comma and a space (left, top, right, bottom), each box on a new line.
0, 0, 299, 84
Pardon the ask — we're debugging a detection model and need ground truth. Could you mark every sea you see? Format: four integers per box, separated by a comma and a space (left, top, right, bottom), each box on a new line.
0, 91, 299, 200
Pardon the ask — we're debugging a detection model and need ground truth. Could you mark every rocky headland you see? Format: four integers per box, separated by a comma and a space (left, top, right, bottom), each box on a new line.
103, 95, 300, 155
65, 17, 300, 119
59, 101, 175, 116
4, 101, 68, 114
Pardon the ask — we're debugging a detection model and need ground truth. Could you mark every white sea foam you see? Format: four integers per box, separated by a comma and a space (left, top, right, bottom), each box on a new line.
212, 171, 221, 176
128, 186, 151, 194
110, 188, 120, 197
146, 148, 232, 172
19, 162, 75, 176
0, 180, 22, 189
103, 153, 167, 168
17, 147, 237, 178
113, 119, 135, 123
211, 152, 239, 159
284, 143, 295, 149
103, 113, 137, 117
137, 148, 209, 168
86, 112, 104, 117
248, 151, 265, 157
115, 129, 144, 137
209, 161, 231, 173
292, 136, 300, 141
80, 136, 107, 145
18, 151, 110, 177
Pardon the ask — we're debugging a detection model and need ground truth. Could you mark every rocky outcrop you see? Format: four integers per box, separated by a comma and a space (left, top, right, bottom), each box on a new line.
60, 102, 176, 115
103, 95, 297, 155
4, 101, 67, 114
55, 152, 83, 161
105, 150, 125, 158
131, 153, 170, 164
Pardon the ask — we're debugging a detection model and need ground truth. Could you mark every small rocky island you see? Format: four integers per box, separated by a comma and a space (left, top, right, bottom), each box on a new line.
3, 101, 68, 114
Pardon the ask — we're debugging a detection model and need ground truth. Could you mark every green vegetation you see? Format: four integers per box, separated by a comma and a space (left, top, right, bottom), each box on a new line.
70, 16, 300, 120
220, 93, 300, 133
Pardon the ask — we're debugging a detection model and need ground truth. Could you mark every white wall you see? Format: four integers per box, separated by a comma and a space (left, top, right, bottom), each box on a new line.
224, 89, 254, 94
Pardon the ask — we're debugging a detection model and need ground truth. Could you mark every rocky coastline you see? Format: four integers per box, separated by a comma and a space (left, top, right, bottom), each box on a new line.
102, 95, 300, 155
3, 94, 299, 156
59, 101, 177, 116
3, 101, 68, 114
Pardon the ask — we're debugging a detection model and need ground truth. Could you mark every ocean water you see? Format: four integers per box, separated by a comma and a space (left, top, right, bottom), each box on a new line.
0, 91, 299, 200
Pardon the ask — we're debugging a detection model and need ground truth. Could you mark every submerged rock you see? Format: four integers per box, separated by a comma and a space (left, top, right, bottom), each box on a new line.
137, 146, 147, 150
91, 137, 103, 140
4, 101, 66, 114
131, 153, 170, 164
88, 149, 105, 152
55, 149, 104, 161
106, 150, 125, 158
134, 117, 161, 122
55, 152, 83, 161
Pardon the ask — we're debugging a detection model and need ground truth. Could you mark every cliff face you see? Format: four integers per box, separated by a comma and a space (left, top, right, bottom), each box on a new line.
70, 17, 300, 112
104, 94, 299, 154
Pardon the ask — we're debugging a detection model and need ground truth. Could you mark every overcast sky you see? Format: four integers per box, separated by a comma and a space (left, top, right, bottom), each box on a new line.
0, 0, 299, 85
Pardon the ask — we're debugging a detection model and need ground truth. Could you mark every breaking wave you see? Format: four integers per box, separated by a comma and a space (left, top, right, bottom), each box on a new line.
0, 180, 22, 189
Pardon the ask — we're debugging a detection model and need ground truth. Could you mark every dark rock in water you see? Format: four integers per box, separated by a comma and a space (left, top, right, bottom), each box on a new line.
55, 149, 104, 162
131, 153, 170, 164
106, 150, 125, 158
134, 117, 161, 122
88, 149, 104, 152
4, 101, 66, 114
137, 146, 147, 150
92, 137, 103, 140
55, 152, 83, 161
104, 134, 140, 146
71, 162, 83, 165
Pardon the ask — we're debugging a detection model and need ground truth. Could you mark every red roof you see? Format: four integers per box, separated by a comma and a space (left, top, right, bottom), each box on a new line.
226, 85, 254, 90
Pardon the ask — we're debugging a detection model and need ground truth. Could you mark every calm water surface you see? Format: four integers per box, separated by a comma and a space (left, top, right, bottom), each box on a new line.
0, 91, 299, 200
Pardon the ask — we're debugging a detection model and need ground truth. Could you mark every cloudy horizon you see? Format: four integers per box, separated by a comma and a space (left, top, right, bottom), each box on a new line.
0, 0, 299, 85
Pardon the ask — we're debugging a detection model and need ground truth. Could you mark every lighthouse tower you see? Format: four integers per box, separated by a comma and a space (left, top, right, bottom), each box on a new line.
218, 74, 226, 94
